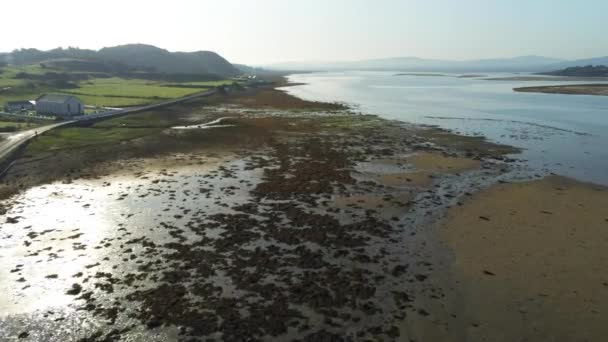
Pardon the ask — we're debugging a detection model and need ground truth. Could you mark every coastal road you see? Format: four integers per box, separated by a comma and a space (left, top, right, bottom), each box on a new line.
0, 122, 71, 162
0, 88, 217, 166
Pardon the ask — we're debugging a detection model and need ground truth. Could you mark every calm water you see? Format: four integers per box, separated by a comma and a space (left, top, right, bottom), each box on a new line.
283, 72, 608, 185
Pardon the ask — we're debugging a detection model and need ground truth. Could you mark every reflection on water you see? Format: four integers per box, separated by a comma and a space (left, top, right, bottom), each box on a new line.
283, 71, 608, 185
0, 183, 116, 314
0, 157, 253, 314
0, 156, 266, 340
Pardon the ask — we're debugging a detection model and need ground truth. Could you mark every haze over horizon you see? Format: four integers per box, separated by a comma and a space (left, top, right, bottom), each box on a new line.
1, 0, 606, 65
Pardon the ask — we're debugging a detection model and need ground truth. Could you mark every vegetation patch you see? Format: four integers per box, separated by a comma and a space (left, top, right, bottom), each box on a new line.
0, 116, 44, 132
0, 64, 236, 107
63, 78, 200, 98
26, 127, 159, 154
228, 88, 347, 111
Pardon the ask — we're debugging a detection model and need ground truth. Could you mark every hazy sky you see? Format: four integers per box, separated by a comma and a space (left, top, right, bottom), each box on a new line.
1, 0, 605, 64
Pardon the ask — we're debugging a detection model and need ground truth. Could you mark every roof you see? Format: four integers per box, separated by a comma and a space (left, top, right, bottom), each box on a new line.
36, 94, 81, 104
7, 100, 34, 106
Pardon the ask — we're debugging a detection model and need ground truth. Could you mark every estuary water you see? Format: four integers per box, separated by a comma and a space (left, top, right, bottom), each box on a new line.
283, 71, 608, 185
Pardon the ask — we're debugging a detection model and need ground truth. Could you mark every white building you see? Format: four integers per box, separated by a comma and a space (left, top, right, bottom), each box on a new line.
36, 94, 84, 116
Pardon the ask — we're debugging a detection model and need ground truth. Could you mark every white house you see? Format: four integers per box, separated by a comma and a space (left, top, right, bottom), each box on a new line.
36, 94, 84, 116
5, 100, 35, 112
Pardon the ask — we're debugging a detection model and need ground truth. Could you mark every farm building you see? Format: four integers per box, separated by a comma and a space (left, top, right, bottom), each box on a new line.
4, 100, 35, 112
36, 94, 84, 116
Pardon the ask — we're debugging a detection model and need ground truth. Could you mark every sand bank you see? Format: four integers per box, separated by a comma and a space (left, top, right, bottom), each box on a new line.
441, 175, 608, 341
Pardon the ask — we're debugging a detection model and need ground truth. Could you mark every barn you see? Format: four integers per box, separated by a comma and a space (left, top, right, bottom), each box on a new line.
36, 94, 84, 116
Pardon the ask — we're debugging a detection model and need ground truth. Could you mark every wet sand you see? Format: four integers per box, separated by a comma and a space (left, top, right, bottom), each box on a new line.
441, 176, 608, 341
514, 84, 608, 96
362, 153, 482, 189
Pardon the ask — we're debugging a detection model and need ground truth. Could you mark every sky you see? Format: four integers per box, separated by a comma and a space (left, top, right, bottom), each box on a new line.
0, 0, 606, 64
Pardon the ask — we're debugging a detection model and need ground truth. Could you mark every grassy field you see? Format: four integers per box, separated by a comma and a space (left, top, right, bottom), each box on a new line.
25, 102, 187, 153
0, 64, 236, 108
0, 77, 24, 88
0, 116, 46, 132
93, 110, 179, 128
168, 80, 239, 87
26, 126, 159, 153
1, 64, 49, 77
0, 121, 38, 128
60, 78, 201, 106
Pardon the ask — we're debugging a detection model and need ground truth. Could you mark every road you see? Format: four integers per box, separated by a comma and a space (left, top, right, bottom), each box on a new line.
0, 122, 69, 161
0, 89, 216, 164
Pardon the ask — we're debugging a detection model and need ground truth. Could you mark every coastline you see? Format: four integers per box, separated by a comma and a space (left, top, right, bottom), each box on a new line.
486, 76, 608, 82
1, 80, 607, 340
514, 84, 608, 96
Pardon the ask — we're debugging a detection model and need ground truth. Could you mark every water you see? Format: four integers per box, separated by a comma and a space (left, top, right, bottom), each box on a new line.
283, 71, 608, 185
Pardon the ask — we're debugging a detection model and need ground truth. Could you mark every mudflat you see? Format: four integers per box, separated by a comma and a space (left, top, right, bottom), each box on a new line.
514, 84, 608, 96
441, 175, 608, 342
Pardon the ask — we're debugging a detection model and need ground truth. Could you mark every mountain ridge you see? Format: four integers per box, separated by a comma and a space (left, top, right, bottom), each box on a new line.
263, 55, 608, 73
0, 44, 240, 77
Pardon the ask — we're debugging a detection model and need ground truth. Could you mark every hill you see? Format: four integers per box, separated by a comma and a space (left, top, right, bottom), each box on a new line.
543, 57, 608, 71
97, 44, 239, 76
540, 65, 608, 77
0, 44, 240, 78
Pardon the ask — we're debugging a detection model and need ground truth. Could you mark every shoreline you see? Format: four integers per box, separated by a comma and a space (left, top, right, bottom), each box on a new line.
486, 75, 608, 82
1, 80, 607, 340
514, 84, 608, 96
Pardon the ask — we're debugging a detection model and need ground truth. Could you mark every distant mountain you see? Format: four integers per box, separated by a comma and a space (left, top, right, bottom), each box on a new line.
464, 56, 566, 71
0, 44, 240, 77
264, 55, 577, 72
540, 65, 608, 77
542, 57, 608, 71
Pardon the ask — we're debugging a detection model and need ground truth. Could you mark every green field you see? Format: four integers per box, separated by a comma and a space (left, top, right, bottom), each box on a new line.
60, 78, 202, 106
0, 64, 236, 108
0, 122, 36, 132
26, 126, 158, 153
0, 121, 38, 128
93, 110, 180, 128
0, 77, 24, 88
0, 115, 46, 132
1, 64, 49, 77
0, 66, 42, 102
24, 104, 184, 153
168, 80, 239, 87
